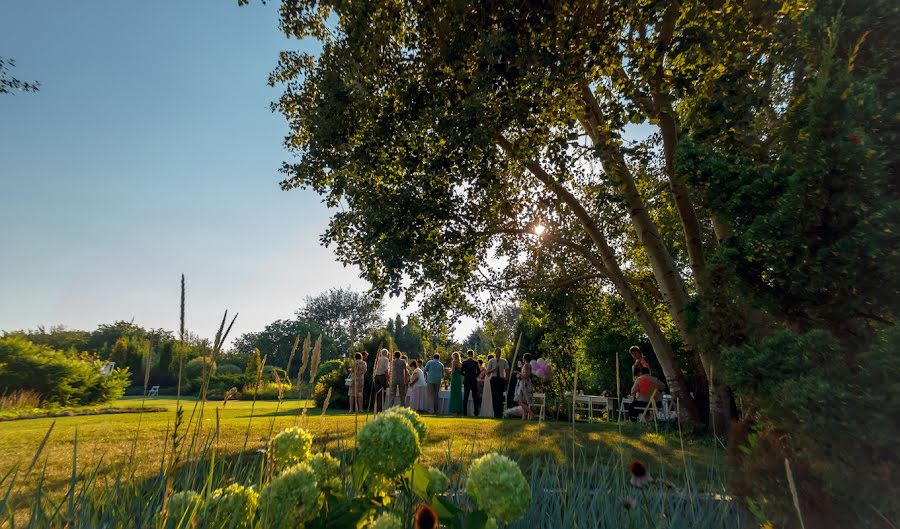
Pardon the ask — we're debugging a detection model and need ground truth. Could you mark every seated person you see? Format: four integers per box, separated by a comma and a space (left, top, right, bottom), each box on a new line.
629, 367, 664, 420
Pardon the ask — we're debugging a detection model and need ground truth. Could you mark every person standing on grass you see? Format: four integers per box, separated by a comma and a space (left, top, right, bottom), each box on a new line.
361, 351, 373, 410
408, 359, 427, 412
480, 354, 495, 417
513, 353, 535, 420
448, 351, 464, 415
423, 353, 444, 414
373, 348, 390, 413
348, 352, 365, 413
389, 350, 409, 408
491, 348, 508, 419
461, 350, 481, 416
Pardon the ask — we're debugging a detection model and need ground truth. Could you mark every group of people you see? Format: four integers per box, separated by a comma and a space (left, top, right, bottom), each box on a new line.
347, 347, 537, 420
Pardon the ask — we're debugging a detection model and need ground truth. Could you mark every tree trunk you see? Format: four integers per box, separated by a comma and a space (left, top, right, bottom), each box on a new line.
495, 136, 701, 422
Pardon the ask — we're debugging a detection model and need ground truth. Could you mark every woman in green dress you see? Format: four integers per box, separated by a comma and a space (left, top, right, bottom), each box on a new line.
449, 351, 464, 415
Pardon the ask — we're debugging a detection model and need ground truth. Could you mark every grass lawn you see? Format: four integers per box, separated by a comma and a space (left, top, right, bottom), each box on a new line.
0, 396, 727, 520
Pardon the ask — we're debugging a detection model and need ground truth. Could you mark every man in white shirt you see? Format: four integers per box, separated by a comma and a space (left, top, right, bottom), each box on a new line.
491, 348, 508, 418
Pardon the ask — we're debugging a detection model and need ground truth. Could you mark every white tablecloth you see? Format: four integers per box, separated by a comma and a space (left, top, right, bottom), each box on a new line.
403, 388, 475, 415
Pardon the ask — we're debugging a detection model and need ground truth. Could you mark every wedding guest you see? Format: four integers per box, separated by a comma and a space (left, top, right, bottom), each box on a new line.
348, 352, 366, 413
513, 353, 535, 420
629, 367, 664, 420
491, 348, 508, 418
373, 348, 390, 413
480, 354, 495, 417
629, 345, 652, 379
461, 350, 481, 417
361, 351, 373, 410
423, 353, 444, 414
476, 359, 485, 397
407, 360, 427, 412
389, 350, 409, 408
449, 352, 464, 415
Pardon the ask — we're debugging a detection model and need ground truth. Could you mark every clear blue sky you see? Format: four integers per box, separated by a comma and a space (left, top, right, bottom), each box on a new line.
0, 1, 441, 343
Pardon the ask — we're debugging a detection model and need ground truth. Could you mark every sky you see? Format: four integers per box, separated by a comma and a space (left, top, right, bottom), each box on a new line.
0, 2, 466, 343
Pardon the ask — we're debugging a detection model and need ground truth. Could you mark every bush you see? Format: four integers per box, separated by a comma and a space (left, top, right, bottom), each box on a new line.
311, 369, 349, 409
0, 336, 130, 406
242, 382, 298, 400
183, 357, 216, 381
314, 359, 344, 382
216, 364, 242, 375
206, 374, 246, 400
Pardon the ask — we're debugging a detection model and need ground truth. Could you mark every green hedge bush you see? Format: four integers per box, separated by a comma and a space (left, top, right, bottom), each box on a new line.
0, 336, 130, 406
312, 369, 349, 409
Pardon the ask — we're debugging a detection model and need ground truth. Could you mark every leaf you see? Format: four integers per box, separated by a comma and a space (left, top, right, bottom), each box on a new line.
351, 458, 370, 491
463, 508, 489, 529
408, 462, 431, 499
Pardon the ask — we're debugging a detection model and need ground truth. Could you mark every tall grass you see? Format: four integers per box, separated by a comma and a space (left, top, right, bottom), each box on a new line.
0, 390, 41, 411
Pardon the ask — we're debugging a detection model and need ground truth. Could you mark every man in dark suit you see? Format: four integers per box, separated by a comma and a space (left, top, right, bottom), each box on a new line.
460, 350, 481, 416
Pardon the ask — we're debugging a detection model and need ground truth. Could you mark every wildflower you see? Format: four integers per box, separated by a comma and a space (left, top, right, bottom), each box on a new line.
202, 483, 258, 529
414, 504, 438, 529
369, 511, 403, 529
356, 413, 421, 477
383, 407, 427, 441
426, 467, 450, 497
259, 463, 321, 529
629, 459, 654, 488
270, 426, 313, 469
617, 495, 638, 510
162, 490, 201, 529
464, 453, 531, 523
308, 452, 341, 491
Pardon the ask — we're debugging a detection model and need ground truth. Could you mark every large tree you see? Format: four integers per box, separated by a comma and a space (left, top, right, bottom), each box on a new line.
262, 0, 807, 427
297, 287, 384, 353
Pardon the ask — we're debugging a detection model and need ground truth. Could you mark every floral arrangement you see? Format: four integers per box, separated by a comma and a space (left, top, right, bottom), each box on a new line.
269, 426, 313, 469
530, 358, 552, 382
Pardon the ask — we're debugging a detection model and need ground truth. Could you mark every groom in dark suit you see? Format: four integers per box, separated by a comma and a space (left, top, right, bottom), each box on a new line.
460, 350, 481, 416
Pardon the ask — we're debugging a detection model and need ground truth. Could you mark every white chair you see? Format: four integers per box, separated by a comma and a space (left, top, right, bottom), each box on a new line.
532, 393, 546, 421
147, 385, 160, 397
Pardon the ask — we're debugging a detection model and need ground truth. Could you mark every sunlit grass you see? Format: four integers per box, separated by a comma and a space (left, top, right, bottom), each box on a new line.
0, 397, 724, 523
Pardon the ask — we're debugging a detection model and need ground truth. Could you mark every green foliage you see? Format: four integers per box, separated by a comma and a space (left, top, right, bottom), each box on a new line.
269, 427, 313, 469
215, 363, 242, 376
313, 359, 343, 382
682, 1, 900, 525
182, 357, 215, 382
0, 336, 129, 406
244, 348, 262, 382
233, 320, 337, 378
298, 287, 384, 353
311, 369, 349, 409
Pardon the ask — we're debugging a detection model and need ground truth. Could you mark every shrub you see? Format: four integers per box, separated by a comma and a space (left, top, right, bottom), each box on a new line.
311, 369, 349, 409
259, 463, 321, 529
242, 382, 297, 400
0, 336, 130, 406
270, 427, 313, 469
314, 359, 344, 382
183, 357, 216, 381
201, 483, 258, 529
465, 453, 531, 524
216, 364, 242, 375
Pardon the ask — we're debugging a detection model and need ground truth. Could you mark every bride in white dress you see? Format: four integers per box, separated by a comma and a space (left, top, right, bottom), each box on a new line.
480, 355, 495, 417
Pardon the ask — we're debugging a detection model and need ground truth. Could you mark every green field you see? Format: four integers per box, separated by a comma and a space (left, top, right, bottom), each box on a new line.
0, 397, 725, 519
